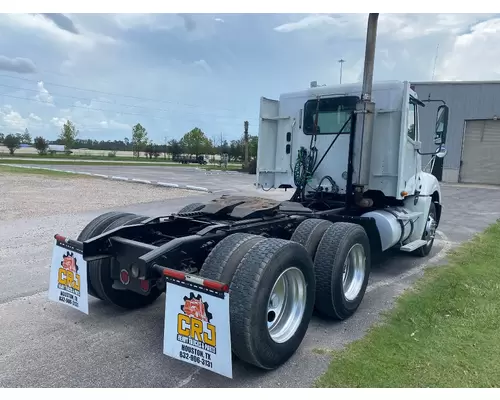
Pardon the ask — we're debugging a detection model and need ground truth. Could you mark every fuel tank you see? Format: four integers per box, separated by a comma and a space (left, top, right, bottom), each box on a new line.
361, 207, 414, 251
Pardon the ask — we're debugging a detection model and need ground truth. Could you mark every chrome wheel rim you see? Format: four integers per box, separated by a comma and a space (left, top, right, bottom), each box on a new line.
342, 243, 366, 302
424, 212, 437, 245
267, 267, 307, 344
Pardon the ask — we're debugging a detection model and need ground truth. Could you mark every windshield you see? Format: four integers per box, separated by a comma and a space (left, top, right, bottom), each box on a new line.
303, 96, 358, 135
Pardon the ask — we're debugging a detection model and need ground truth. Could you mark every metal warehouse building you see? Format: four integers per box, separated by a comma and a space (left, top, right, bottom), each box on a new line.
411, 81, 500, 185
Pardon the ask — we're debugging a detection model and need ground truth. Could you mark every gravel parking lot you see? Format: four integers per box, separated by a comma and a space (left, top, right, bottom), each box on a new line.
1, 170, 500, 388
0, 173, 198, 222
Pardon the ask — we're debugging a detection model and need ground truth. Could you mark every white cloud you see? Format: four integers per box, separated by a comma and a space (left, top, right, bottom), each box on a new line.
273, 14, 495, 41
215, 18, 225, 23
0, 55, 37, 74
274, 15, 345, 33
379, 49, 396, 71
0, 105, 43, 131
110, 13, 197, 33
29, 113, 42, 122
111, 13, 165, 31
35, 81, 54, 106
98, 119, 131, 131
49, 98, 131, 136
50, 116, 69, 129
193, 59, 212, 74
435, 18, 500, 81
0, 13, 117, 50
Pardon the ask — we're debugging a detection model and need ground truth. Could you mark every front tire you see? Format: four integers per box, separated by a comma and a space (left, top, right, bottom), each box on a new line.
228, 238, 316, 370
414, 202, 438, 257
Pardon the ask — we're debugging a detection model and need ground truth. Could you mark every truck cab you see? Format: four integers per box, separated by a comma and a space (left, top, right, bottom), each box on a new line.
256, 80, 447, 204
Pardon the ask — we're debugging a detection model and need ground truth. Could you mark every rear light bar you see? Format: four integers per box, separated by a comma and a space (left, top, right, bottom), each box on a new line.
54, 234, 83, 251
162, 267, 229, 293
54, 234, 67, 243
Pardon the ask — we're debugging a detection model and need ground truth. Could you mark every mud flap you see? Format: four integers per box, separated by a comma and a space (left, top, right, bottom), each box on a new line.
48, 238, 89, 314
163, 275, 233, 379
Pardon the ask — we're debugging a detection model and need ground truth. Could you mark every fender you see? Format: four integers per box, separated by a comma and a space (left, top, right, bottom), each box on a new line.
418, 171, 442, 199
404, 171, 442, 225
403, 171, 441, 199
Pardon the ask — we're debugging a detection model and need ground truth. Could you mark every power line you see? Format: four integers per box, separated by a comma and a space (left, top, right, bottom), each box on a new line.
0, 82, 258, 123
0, 73, 253, 115
0, 92, 256, 130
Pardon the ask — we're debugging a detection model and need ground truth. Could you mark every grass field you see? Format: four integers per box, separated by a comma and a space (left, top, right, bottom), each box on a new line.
316, 221, 500, 388
0, 165, 87, 178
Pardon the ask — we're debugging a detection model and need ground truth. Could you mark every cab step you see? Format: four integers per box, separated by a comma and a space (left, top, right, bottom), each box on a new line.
400, 239, 427, 252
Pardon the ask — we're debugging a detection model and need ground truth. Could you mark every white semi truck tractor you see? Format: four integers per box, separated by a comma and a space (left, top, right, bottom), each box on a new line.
47, 13, 449, 378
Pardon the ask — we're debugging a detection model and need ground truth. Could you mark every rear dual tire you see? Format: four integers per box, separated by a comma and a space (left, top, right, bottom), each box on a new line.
291, 219, 371, 320
200, 233, 316, 370
78, 212, 162, 309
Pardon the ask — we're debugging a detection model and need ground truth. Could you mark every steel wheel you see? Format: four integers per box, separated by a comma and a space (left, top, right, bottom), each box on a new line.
423, 208, 437, 245
342, 243, 366, 302
267, 267, 307, 344
415, 202, 438, 257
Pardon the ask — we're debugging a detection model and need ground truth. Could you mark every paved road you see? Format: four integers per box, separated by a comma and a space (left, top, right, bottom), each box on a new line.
19, 164, 255, 193
0, 157, 181, 165
1, 184, 499, 387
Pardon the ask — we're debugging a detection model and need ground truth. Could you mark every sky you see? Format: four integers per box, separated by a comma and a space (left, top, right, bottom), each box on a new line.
0, 12, 499, 144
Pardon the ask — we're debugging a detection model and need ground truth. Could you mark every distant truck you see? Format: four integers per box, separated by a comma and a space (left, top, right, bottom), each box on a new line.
173, 154, 208, 165
48, 144, 72, 155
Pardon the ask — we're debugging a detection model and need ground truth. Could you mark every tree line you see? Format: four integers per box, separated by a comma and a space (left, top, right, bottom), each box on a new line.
0, 120, 258, 163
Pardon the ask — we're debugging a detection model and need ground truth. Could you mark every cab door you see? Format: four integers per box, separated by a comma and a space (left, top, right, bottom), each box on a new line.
397, 82, 421, 196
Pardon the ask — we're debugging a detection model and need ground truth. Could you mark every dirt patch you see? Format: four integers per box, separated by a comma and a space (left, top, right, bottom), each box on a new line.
0, 173, 197, 221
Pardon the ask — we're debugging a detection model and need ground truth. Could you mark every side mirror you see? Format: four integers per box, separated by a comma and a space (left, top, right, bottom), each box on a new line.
436, 146, 447, 158
434, 104, 449, 145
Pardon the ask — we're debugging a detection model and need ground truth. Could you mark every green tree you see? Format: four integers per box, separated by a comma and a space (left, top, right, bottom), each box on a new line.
168, 139, 183, 157
59, 120, 78, 151
0, 133, 4, 143
249, 135, 258, 159
220, 139, 230, 155
229, 139, 243, 162
4, 134, 20, 155
22, 128, 32, 145
34, 136, 49, 155
180, 127, 212, 156
131, 123, 148, 158
144, 141, 161, 159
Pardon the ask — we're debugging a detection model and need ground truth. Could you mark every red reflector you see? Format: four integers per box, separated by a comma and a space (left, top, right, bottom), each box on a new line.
120, 269, 130, 285
203, 280, 229, 293
139, 279, 150, 292
54, 234, 66, 242
162, 268, 229, 293
163, 269, 186, 280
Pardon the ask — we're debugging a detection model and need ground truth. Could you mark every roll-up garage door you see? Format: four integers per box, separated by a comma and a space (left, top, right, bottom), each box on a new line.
460, 119, 500, 185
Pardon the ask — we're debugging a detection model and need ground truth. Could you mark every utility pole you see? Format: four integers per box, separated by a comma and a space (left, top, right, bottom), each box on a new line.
243, 120, 249, 169
164, 136, 168, 160
351, 13, 379, 204
338, 59, 345, 84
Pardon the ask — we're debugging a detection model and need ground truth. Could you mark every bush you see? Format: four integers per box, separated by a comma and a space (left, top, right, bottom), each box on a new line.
34, 136, 49, 155
248, 158, 257, 175
108, 151, 117, 157
4, 134, 20, 155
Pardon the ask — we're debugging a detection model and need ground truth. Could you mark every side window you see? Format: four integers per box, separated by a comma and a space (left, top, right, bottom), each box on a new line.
407, 101, 417, 141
